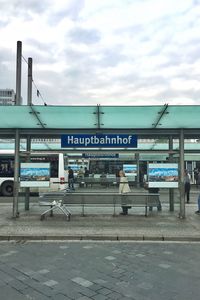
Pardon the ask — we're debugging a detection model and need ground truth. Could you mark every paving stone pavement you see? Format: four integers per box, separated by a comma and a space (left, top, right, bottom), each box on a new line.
0, 241, 200, 300
0, 189, 199, 299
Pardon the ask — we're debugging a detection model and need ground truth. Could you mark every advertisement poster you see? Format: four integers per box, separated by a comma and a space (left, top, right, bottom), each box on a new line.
148, 163, 178, 188
123, 164, 137, 181
20, 163, 50, 187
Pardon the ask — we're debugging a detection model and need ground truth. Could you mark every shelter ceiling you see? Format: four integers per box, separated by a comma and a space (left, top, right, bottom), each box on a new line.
0, 105, 200, 129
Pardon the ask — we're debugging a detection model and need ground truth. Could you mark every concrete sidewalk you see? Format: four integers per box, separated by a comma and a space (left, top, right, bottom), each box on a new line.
0, 200, 199, 242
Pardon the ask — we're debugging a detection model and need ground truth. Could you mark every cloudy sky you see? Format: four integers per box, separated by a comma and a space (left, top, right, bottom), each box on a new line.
0, 0, 200, 106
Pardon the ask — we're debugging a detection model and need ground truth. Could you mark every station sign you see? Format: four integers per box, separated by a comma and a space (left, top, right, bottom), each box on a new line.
82, 153, 119, 159
61, 134, 137, 148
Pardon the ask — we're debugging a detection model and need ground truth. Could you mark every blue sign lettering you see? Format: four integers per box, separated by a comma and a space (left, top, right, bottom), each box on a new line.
61, 134, 137, 148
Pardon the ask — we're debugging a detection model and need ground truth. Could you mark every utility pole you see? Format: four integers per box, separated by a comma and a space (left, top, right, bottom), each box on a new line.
25, 57, 32, 210
179, 129, 185, 218
15, 41, 22, 105
169, 136, 174, 211
27, 58, 32, 105
13, 41, 22, 218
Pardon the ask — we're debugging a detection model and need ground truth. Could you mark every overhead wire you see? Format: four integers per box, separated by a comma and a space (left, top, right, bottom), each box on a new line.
21, 55, 47, 106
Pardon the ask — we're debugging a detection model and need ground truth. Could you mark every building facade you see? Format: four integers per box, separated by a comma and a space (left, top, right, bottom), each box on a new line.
0, 89, 15, 105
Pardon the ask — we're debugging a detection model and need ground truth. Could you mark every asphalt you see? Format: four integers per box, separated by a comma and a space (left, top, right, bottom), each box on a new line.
0, 188, 200, 242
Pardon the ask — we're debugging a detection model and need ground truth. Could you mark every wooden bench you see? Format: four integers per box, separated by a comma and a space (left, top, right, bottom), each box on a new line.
62, 192, 161, 217
39, 192, 71, 221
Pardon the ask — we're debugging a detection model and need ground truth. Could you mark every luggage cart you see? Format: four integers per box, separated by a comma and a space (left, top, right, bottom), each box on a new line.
39, 191, 71, 221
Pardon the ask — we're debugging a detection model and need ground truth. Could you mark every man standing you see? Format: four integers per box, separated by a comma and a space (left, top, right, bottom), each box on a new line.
84, 167, 89, 188
184, 170, 191, 204
68, 166, 75, 190
194, 168, 199, 187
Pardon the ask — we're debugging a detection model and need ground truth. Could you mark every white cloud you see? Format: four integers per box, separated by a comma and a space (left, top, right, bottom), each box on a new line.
0, 0, 200, 105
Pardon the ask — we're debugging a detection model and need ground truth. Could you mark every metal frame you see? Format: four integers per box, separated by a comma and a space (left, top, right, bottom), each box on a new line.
7, 126, 195, 219
1, 105, 199, 219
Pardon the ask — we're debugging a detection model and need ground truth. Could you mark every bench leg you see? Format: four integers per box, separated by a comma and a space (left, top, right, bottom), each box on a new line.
145, 206, 148, 217
113, 204, 116, 217
81, 205, 85, 216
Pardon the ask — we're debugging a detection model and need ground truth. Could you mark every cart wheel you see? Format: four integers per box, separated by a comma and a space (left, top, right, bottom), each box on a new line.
40, 215, 45, 221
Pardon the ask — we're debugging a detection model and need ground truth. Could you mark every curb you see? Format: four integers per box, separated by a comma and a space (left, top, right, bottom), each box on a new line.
0, 235, 200, 242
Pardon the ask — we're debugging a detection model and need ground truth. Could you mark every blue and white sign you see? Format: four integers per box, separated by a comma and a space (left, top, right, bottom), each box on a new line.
82, 153, 119, 159
148, 163, 178, 188
61, 134, 137, 148
123, 164, 137, 175
123, 164, 137, 181
20, 163, 50, 187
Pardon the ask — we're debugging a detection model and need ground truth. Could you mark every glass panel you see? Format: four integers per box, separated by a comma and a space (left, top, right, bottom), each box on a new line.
0, 104, 200, 129
0, 106, 37, 128
36, 106, 96, 128
0, 157, 14, 177
159, 106, 200, 128
101, 106, 161, 128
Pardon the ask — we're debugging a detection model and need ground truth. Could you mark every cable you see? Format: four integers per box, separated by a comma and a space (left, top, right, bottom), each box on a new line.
32, 80, 47, 106
21, 55, 47, 106
22, 54, 28, 64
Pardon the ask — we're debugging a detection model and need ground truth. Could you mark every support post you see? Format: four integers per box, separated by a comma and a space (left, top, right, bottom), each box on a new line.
169, 136, 174, 211
179, 129, 185, 218
27, 57, 32, 105
13, 129, 20, 218
25, 57, 33, 210
13, 41, 22, 217
25, 136, 31, 211
135, 153, 140, 188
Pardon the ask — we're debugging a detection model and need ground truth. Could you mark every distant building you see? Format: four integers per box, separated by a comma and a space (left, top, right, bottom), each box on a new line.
0, 89, 15, 105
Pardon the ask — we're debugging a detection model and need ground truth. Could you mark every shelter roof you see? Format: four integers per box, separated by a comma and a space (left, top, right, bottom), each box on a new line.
0, 104, 199, 129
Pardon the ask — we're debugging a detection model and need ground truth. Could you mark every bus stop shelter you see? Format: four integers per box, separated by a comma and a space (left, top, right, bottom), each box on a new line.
0, 104, 200, 219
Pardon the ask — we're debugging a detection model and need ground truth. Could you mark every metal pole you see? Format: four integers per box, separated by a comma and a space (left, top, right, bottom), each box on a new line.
13, 129, 20, 218
25, 57, 33, 210
169, 136, 174, 211
179, 129, 185, 218
25, 136, 31, 211
135, 153, 140, 188
27, 57, 32, 105
16, 41, 22, 105
13, 41, 22, 217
